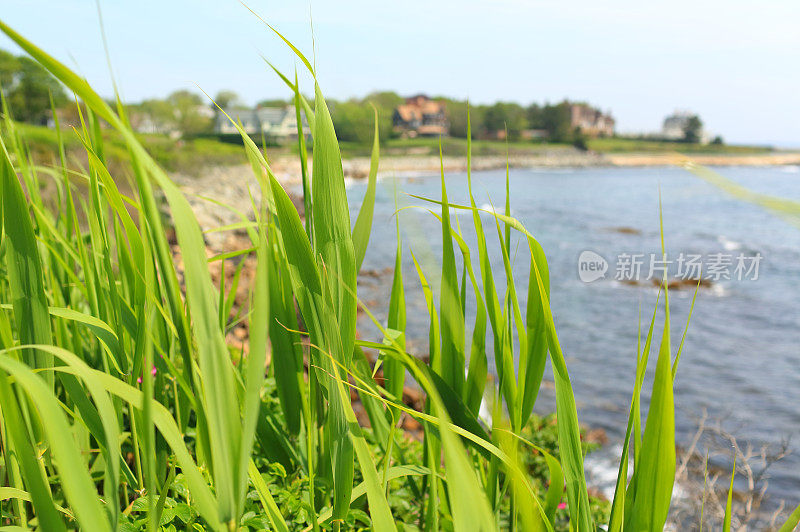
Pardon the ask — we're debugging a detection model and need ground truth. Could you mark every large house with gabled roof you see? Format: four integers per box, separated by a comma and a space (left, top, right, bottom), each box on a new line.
393, 95, 448, 138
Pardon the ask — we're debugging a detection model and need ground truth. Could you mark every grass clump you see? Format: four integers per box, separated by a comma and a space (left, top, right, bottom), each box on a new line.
1, 12, 797, 532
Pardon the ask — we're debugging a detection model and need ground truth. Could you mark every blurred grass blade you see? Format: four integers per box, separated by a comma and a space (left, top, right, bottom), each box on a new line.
686, 162, 800, 228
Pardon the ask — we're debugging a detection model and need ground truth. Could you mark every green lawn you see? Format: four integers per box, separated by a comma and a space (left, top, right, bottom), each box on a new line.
587, 136, 772, 154
18, 123, 774, 177
17, 123, 247, 175
339, 136, 569, 158
341, 135, 772, 158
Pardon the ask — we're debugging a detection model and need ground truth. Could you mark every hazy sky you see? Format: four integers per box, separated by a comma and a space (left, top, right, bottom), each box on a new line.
1, 1, 799, 146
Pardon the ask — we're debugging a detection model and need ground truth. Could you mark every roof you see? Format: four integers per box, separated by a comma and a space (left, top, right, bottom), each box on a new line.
215, 105, 308, 133
220, 108, 258, 126
395, 96, 445, 123
255, 107, 286, 124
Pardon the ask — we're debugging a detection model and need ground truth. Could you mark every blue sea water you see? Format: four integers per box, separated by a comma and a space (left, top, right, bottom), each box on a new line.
347, 164, 800, 511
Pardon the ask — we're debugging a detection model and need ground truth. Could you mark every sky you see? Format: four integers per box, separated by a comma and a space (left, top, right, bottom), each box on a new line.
1, 1, 799, 147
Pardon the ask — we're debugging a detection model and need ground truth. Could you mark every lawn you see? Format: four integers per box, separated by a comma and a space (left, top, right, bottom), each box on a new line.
587, 136, 771, 154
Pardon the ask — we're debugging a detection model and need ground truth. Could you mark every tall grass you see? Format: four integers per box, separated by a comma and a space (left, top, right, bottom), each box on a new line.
0, 15, 796, 532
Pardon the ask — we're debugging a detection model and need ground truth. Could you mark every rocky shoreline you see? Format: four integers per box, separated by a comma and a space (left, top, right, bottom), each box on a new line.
171, 148, 799, 253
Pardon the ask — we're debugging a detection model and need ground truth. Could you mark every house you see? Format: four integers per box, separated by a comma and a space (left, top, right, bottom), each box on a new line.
661, 110, 710, 143
393, 95, 448, 137
216, 108, 259, 135
569, 103, 615, 137
215, 105, 310, 142
129, 112, 177, 136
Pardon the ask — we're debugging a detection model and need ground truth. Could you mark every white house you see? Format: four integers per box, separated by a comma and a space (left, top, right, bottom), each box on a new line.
215, 105, 309, 142
661, 110, 710, 143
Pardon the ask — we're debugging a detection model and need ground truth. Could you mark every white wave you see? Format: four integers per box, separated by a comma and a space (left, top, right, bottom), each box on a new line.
478, 203, 512, 216
717, 235, 742, 251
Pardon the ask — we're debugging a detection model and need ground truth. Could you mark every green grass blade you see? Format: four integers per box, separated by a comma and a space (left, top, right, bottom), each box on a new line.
451, 225, 487, 416
490, 210, 522, 420
311, 465, 429, 527
518, 238, 549, 428
410, 250, 440, 369
382, 192, 406, 399
248, 460, 290, 532
237, 211, 270, 508
0, 136, 53, 379
437, 145, 466, 397
35, 346, 222, 528
723, 458, 736, 532
266, 229, 304, 434
778, 503, 800, 532
526, 235, 593, 530
311, 82, 358, 365
262, 59, 315, 131
245, 3, 315, 75
624, 204, 675, 531
436, 402, 496, 532
608, 297, 660, 531
0, 370, 65, 531
294, 69, 313, 240
0, 355, 111, 532
352, 105, 380, 271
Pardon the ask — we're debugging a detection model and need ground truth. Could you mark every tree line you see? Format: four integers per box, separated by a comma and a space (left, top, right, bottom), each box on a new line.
1, 47, 711, 147
0, 49, 67, 123
327, 92, 588, 145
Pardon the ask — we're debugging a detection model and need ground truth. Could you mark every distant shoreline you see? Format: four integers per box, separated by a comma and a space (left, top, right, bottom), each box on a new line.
290, 150, 800, 181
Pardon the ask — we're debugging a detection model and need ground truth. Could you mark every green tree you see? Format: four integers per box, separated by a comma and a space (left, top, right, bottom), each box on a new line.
542, 101, 572, 142
256, 98, 287, 108
363, 92, 401, 139
331, 99, 391, 144
683, 115, 703, 143
1, 53, 67, 123
526, 103, 544, 129
441, 98, 478, 139
363, 91, 403, 110
572, 127, 589, 150
135, 98, 177, 131
483, 102, 527, 140
0, 49, 20, 88
213, 90, 242, 109
167, 89, 211, 135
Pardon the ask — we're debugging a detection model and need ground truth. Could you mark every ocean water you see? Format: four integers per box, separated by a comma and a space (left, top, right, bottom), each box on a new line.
347, 164, 800, 511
